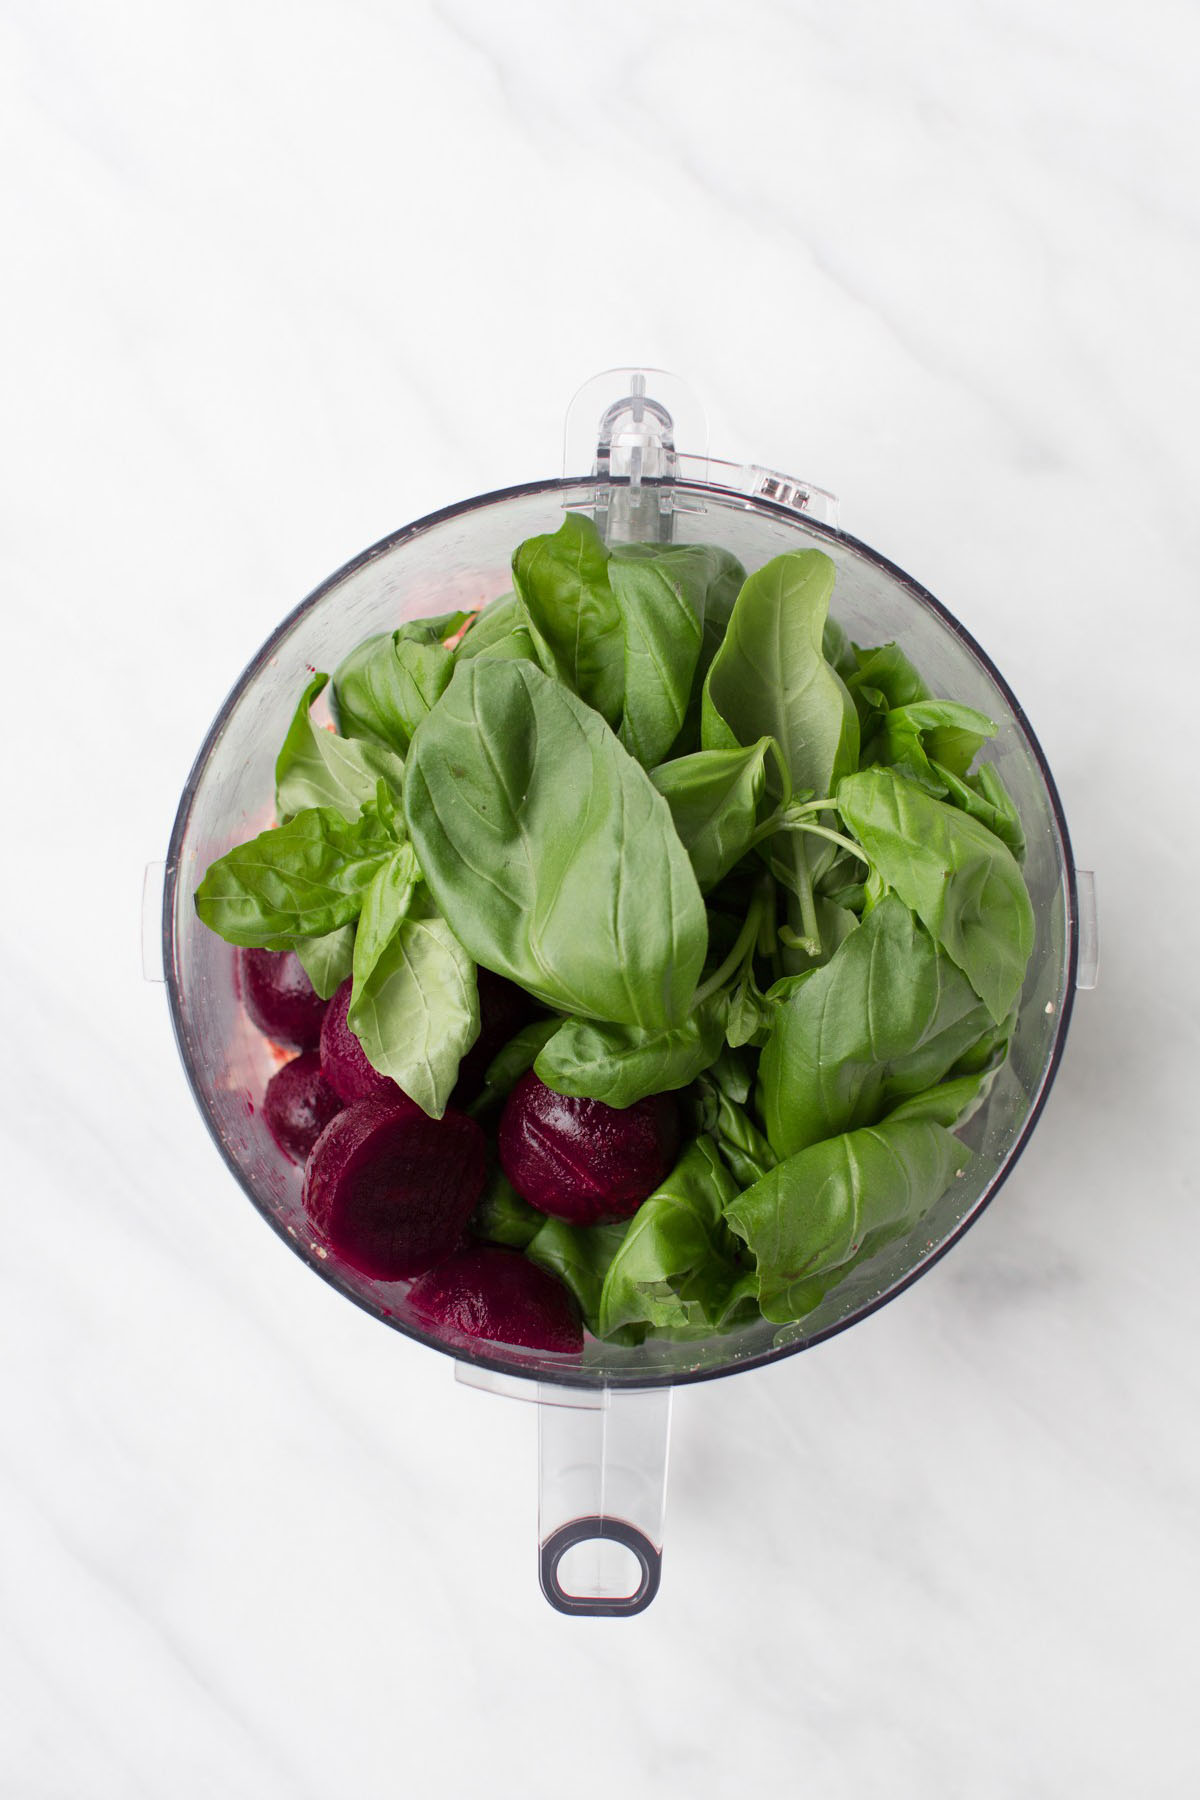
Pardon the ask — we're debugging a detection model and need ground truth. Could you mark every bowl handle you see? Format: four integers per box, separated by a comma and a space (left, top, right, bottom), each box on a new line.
537, 1382, 672, 1617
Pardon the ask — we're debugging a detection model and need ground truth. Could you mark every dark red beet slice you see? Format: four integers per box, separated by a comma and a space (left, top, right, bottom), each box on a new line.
263, 1051, 343, 1164
451, 970, 538, 1104
498, 1071, 679, 1226
319, 977, 406, 1105
408, 1245, 583, 1354
239, 948, 327, 1048
303, 1097, 486, 1281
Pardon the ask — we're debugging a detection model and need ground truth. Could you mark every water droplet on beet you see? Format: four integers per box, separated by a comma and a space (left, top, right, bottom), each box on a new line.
498, 1071, 679, 1226
239, 948, 327, 1048
263, 1051, 343, 1163
303, 1097, 486, 1281
408, 1245, 582, 1354
319, 978, 406, 1105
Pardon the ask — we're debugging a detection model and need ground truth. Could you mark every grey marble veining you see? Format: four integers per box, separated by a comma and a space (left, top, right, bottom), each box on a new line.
3, 1, 1198, 1794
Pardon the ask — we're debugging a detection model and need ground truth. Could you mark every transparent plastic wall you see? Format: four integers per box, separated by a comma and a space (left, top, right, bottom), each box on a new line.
165, 476, 1077, 1394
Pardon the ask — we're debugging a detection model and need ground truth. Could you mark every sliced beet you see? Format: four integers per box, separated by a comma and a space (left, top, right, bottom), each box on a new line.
263, 1051, 343, 1164
451, 969, 538, 1104
407, 1245, 583, 1354
498, 1071, 679, 1227
319, 977, 406, 1105
303, 1097, 486, 1281
239, 948, 327, 1048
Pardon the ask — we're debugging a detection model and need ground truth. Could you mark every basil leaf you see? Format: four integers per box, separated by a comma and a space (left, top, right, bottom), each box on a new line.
468, 1017, 563, 1115
703, 550, 859, 802
883, 1069, 997, 1129
860, 710, 949, 797
598, 1138, 750, 1338
693, 1075, 777, 1189
725, 1117, 972, 1323
455, 593, 539, 666
470, 1168, 544, 1248
836, 767, 1035, 1024
404, 658, 708, 1029
866, 699, 997, 785
822, 615, 857, 680
707, 1045, 754, 1105
846, 642, 931, 713
725, 968, 773, 1049
525, 1218, 637, 1339
351, 843, 421, 991
949, 1010, 1016, 1076
511, 513, 624, 724
294, 923, 356, 999
609, 544, 729, 768
274, 674, 407, 824
650, 739, 773, 893
757, 894, 991, 1158
194, 805, 396, 948
332, 614, 466, 755
534, 998, 726, 1108
347, 893, 480, 1118
934, 761, 1026, 863
674, 548, 747, 754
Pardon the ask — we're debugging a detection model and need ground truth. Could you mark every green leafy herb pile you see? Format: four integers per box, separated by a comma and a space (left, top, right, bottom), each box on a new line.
195, 514, 1034, 1340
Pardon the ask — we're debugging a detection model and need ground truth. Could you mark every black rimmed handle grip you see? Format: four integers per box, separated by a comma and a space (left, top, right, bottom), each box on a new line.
539, 1516, 662, 1617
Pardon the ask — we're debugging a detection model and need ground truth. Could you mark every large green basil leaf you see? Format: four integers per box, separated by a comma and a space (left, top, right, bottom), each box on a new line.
470, 1168, 544, 1249
346, 892, 479, 1119
511, 512, 624, 723
608, 544, 732, 768
404, 658, 708, 1029
294, 923, 356, 999
836, 767, 1034, 1023
525, 1218, 637, 1340
598, 1138, 752, 1338
934, 761, 1026, 863
701, 550, 859, 802
534, 998, 726, 1108
455, 593, 539, 666
275, 674, 408, 823
332, 613, 466, 755
758, 893, 990, 1157
194, 804, 396, 948
725, 1117, 971, 1323
650, 739, 773, 893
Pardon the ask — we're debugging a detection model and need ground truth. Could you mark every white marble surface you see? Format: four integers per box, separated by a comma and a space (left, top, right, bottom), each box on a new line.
3, 1, 1198, 1793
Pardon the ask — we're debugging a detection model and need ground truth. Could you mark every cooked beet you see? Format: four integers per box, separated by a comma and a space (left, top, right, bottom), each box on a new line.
263, 1051, 343, 1163
303, 1096, 486, 1281
452, 969, 538, 1104
408, 1245, 583, 1354
319, 977, 406, 1105
498, 1071, 679, 1226
239, 948, 327, 1048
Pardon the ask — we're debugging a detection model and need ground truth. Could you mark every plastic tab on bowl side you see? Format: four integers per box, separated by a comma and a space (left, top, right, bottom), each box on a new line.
1075, 868, 1100, 989
142, 861, 167, 983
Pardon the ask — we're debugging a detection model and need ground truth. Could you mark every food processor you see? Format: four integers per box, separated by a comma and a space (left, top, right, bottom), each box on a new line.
145, 368, 1098, 1615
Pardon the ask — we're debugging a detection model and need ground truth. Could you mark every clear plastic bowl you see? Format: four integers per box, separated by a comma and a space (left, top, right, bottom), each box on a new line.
164, 472, 1080, 1395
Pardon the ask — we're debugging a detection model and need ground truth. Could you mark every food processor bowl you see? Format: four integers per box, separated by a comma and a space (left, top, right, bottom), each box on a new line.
156, 371, 1095, 1613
